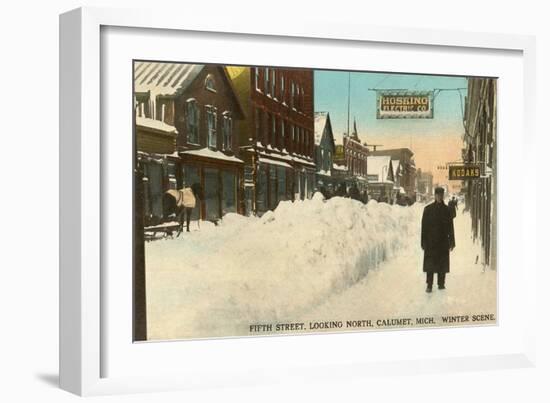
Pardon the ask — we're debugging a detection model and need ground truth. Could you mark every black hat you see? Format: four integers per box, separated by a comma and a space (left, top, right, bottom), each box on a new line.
434, 187, 445, 195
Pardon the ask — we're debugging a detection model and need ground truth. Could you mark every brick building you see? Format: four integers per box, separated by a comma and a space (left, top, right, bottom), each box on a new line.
333, 119, 369, 192
227, 66, 316, 215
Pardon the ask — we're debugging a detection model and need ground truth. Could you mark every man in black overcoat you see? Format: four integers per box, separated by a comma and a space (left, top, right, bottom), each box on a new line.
421, 187, 455, 293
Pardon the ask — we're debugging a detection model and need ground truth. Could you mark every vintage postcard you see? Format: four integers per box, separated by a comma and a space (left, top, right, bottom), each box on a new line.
132, 61, 497, 341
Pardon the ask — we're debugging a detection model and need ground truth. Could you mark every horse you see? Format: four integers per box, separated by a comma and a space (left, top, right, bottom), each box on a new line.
163, 183, 203, 236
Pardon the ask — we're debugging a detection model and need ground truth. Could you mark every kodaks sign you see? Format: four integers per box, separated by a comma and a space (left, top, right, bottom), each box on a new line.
448, 164, 481, 180
376, 91, 434, 119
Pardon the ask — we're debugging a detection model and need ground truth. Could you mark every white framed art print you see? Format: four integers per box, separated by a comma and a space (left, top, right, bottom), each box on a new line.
60, 6, 537, 396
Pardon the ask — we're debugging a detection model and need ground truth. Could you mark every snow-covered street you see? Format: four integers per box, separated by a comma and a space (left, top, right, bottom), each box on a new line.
305, 204, 496, 328
144, 195, 496, 340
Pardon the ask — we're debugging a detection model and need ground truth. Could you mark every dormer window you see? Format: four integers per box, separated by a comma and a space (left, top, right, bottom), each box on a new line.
205, 74, 217, 92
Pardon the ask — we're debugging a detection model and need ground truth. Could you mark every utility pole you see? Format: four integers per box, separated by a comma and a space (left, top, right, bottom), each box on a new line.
347, 72, 351, 137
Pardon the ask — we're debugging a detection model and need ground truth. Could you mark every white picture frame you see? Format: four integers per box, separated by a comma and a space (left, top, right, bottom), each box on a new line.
59, 6, 537, 396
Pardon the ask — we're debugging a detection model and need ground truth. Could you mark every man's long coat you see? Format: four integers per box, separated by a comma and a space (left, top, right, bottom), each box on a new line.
421, 201, 456, 273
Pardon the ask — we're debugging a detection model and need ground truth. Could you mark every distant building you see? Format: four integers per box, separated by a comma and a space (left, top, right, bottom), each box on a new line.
134, 62, 245, 225
333, 119, 369, 193
369, 148, 417, 201
367, 156, 395, 203
391, 159, 406, 201
416, 168, 434, 202
226, 66, 316, 215
313, 111, 336, 192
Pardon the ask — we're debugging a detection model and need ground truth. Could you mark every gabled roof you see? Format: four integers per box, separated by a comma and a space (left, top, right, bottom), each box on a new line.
134, 62, 245, 119
314, 112, 328, 144
314, 111, 335, 151
367, 156, 394, 183
134, 62, 204, 96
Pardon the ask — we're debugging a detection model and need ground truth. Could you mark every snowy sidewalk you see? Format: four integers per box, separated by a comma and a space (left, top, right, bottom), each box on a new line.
305, 206, 497, 329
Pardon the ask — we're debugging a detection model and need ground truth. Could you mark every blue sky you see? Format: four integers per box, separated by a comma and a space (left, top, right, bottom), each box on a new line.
314, 70, 467, 143
314, 70, 468, 187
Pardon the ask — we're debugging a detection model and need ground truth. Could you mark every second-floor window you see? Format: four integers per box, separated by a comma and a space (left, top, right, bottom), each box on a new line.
222, 112, 232, 151
290, 82, 295, 109
280, 120, 285, 150
264, 67, 270, 95
271, 114, 276, 147
271, 69, 276, 99
186, 99, 199, 144
206, 105, 217, 149
280, 74, 285, 104
255, 68, 261, 92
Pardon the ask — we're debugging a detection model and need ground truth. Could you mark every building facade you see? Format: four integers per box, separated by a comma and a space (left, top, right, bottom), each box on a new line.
227, 66, 316, 215
462, 77, 497, 267
333, 120, 369, 193
313, 111, 337, 192
416, 168, 434, 202
134, 62, 245, 225
367, 156, 395, 202
369, 148, 417, 202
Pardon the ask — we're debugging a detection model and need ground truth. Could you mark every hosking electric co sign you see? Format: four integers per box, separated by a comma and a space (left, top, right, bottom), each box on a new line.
376, 90, 434, 119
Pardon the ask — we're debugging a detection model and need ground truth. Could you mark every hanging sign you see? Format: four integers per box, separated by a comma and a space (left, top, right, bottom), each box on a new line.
376, 90, 434, 119
448, 164, 481, 180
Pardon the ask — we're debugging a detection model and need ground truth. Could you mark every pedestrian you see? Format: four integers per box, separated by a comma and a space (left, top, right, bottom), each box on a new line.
421, 187, 455, 293
448, 196, 457, 219
335, 183, 347, 197
349, 184, 361, 201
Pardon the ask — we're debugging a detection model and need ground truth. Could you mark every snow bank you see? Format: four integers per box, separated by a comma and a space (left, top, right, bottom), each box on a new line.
145, 193, 423, 339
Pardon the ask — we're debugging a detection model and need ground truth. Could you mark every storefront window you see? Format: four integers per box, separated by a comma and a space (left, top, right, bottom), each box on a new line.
222, 170, 237, 215
183, 165, 201, 221
204, 168, 220, 221
166, 161, 177, 190
300, 171, 306, 200
307, 172, 315, 199
269, 165, 277, 210
294, 170, 300, 200
141, 163, 151, 223
256, 165, 268, 214
277, 167, 286, 202
245, 186, 254, 216
148, 162, 164, 224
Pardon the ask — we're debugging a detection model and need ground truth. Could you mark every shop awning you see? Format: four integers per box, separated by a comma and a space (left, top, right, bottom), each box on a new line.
182, 148, 244, 164
258, 157, 292, 169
